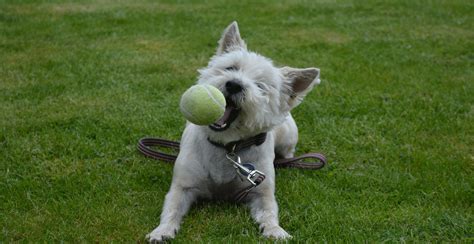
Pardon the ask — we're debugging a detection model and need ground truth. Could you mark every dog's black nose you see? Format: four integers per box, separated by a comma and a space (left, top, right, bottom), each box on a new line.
225, 80, 243, 94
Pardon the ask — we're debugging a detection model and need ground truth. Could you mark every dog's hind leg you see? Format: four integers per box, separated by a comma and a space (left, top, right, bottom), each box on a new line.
273, 114, 298, 159
146, 185, 196, 242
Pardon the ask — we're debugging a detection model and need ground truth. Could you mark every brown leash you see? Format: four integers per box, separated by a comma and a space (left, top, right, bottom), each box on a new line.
137, 137, 326, 170
138, 136, 326, 202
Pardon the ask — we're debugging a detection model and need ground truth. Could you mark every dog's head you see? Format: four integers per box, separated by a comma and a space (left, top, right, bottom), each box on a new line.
197, 21, 320, 141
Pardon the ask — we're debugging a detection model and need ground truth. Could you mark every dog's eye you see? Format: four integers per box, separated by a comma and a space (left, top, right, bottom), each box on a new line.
225, 66, 238, 71
256, 83, 266, 90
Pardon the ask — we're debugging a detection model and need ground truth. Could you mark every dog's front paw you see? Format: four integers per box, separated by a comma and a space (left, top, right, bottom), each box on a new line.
262, 225, 292, 240
146, 225, 177, 243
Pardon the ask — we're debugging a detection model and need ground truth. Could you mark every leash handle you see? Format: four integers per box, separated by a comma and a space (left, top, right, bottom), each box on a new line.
137, 137, 327, 170
274, 153, 326, 170
137, 137, 179, 163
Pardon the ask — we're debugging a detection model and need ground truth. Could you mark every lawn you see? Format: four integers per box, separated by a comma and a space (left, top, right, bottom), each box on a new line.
1, 0, 472, 242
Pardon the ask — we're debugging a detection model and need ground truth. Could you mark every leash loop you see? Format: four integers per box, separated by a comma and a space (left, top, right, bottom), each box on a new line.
137, 137, 179, 163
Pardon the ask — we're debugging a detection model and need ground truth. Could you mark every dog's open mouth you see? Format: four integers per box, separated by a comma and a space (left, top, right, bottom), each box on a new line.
209, 99, 240, 131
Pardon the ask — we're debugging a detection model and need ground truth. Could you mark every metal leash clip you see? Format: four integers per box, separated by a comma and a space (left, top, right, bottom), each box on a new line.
226, 153, 265, 186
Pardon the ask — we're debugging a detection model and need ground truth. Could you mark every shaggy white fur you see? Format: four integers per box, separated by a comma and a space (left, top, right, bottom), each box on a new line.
146, 21, 320, 242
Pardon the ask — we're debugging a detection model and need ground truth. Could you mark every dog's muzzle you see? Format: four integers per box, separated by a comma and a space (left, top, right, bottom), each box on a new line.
209, 98, 240, 131
209, 80, 244, 131
209, 84, 242, 132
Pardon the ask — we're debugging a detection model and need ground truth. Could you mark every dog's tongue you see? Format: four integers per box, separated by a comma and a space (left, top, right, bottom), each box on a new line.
214, 106, 234, 126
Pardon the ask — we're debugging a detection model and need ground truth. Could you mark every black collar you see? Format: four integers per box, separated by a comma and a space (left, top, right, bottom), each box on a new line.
207, 133, 267, 153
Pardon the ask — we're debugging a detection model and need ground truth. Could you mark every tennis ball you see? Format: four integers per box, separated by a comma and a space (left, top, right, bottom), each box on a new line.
179, 84, 226, 125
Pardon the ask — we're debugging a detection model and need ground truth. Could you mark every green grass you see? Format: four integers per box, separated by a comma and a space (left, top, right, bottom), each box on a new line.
1, 0, 472, 242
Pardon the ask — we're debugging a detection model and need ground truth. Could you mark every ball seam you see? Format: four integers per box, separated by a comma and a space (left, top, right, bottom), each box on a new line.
180, 105, 200, 124
202, 85, 226, 111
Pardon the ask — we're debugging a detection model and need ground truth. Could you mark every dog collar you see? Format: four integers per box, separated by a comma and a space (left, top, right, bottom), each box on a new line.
207, 133, 267, 153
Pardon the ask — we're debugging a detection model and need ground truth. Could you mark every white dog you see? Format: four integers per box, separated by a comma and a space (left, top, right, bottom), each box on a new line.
146, 21, 320, 242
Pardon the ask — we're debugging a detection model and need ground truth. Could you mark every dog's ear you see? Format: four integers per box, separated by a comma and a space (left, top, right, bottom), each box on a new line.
280, 67, 320, 109
217, 21, 247, 55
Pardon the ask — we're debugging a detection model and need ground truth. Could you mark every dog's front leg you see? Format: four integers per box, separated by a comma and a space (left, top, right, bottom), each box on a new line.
248, 185, 292, 239
146, 185, 196, 242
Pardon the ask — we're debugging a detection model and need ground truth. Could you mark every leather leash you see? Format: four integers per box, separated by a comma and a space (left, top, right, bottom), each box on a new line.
137, 137, 326, 170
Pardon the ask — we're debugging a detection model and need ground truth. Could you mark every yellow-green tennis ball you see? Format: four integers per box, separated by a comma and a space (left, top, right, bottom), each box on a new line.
179, 84, 226, 125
